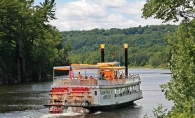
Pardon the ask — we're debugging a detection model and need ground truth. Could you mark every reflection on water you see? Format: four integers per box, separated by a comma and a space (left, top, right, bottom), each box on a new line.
0, 68, 173, 118
0, 82, 51, 117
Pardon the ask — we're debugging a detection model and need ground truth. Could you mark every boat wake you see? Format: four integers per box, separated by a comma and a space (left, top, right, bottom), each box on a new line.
42, 107, 84, 118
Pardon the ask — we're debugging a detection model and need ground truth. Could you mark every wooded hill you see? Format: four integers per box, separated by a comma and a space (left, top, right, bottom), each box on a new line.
62, 24, 177, 67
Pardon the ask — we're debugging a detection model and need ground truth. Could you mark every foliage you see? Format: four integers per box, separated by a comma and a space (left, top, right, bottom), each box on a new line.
142, 0, 195, 117
142, 0, 195, 23
160, 19, 195, 117
0, 0, 66, 83
62, 25, 177, 67
143, 104, 167, 118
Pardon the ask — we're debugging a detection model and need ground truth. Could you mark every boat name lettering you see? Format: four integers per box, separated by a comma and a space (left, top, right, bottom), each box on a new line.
100, 90, 110, 95
71, 79, 80, 84
103, 94, 111, 99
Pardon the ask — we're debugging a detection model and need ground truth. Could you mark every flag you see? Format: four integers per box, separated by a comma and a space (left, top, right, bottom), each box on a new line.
68, 66, 74, 78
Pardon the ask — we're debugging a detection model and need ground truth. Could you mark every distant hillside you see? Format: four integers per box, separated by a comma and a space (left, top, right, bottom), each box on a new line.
62, 24, 178, 67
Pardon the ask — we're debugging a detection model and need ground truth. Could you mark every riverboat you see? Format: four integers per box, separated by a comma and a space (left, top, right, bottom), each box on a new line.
44, 62, 143, 113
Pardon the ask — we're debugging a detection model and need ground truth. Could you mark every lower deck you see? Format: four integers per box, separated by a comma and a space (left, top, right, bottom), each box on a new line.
48, 83, 143, 108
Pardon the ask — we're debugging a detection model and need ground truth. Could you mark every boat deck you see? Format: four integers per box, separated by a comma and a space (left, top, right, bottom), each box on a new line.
52, 74, 140, 87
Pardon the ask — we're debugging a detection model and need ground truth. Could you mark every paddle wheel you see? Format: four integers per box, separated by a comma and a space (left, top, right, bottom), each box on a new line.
70, 87, 92, 106
48, 87, 69, 113
48, 87, 92, 113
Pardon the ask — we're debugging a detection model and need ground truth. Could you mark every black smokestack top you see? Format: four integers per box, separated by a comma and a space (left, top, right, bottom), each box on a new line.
124, 44, 128, 77
101, 48, 104, 62
100, 44, 105, 62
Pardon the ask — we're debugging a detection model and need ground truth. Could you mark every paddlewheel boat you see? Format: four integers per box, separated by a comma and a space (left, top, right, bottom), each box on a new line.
44, 62, 143, 113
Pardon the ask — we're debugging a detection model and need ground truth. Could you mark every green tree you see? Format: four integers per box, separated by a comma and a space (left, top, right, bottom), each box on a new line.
142, 0, 195, 23
160, 19, 195, 117
144, 104, 167, 118
0, 0, 21, 82
0, 0, 66, 83
142, 0, 195, 117
62, 25, 176, 67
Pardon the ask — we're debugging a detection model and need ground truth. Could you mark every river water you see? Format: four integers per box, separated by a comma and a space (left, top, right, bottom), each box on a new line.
0, 68, 173, 118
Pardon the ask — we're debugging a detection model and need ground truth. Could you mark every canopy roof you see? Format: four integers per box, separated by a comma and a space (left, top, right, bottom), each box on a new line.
53, 62, 125, 71
99, 66, 125, 70
54, 65, 98, 70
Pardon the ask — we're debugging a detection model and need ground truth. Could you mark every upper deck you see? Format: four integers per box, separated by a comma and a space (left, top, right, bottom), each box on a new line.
52, 74, 140, 87
52, 62, 140, 87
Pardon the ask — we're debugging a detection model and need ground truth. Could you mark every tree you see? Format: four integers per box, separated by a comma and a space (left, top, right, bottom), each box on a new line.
0, 0, 22, 83
160, 19, 195, 117
16, 0, 59, 82
0, 0, 66, 83
142, 0, 195, 23
142, 0, 195, 117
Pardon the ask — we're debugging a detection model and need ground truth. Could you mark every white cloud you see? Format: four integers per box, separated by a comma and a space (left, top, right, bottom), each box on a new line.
48, 0, 177, 31
99, 0, 128, 8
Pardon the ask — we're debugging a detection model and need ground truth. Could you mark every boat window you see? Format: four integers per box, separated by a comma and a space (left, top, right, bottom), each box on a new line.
130, 86, 132, 92
114, 71, 119, 77
94, 91, 97, 96
133, 86, 135, 92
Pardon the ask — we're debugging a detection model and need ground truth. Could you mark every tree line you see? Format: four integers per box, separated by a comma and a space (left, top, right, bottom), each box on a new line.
0, 0, 70, 84
62, 25, 177, 67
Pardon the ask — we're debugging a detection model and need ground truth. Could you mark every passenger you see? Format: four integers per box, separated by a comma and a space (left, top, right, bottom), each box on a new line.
102, 72, 106, 80
77, 72, 82, 79
85, 76, 88, 79
119, 74, 122, 79
98, 72, 103, 80
89, 76, 94, 85
102, 72, 105, 77
110, 75, 113, 80
106, 76, 109, 80
114, 75, 117, 79
89, 76, 93, 79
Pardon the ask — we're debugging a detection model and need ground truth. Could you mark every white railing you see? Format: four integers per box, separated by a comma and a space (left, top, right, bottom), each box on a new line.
125, 74, 140, 84
53, 74, 140, 86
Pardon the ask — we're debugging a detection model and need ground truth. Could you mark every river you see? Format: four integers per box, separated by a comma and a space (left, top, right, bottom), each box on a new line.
0, 68, 173, 118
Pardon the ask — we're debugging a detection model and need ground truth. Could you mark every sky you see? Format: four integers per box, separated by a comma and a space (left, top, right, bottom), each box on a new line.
35, 0, 177, 31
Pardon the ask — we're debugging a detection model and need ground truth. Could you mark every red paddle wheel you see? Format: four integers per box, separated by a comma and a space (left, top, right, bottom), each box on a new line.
48, 87, 69, 113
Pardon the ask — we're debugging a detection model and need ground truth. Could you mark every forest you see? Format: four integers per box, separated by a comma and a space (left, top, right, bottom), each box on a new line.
62, 24, 177, 67
0, 0, 70, 84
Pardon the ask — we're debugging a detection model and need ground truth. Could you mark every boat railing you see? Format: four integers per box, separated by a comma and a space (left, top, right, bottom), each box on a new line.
53, 74, 140, 86
125, 74, 140, 84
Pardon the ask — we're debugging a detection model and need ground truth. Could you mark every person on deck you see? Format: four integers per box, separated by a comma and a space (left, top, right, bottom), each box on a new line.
89, 76, 94, 85
85, 76, 88, 79
119, 74, 122, 79
77, 72, 82, 79
89, 76, 93, 79
110, 75, 113, 80
114, 75, 117, 79
102, 72, 106, 80
98, 72, 103, 80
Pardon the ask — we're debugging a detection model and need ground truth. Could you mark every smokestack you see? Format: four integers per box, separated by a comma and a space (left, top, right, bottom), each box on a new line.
100, 44, 105, 62
124, 43, 128, 77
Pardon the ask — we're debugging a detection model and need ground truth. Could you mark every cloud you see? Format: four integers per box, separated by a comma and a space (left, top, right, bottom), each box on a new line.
99, 0, 128, 8
48, 0, 177, 31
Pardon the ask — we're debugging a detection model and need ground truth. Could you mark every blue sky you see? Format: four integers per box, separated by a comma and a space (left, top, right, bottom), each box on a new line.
34, 0, 177, 31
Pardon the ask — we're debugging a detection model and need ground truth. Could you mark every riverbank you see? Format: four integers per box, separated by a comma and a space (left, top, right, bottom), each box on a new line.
129, 63, 170, 69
